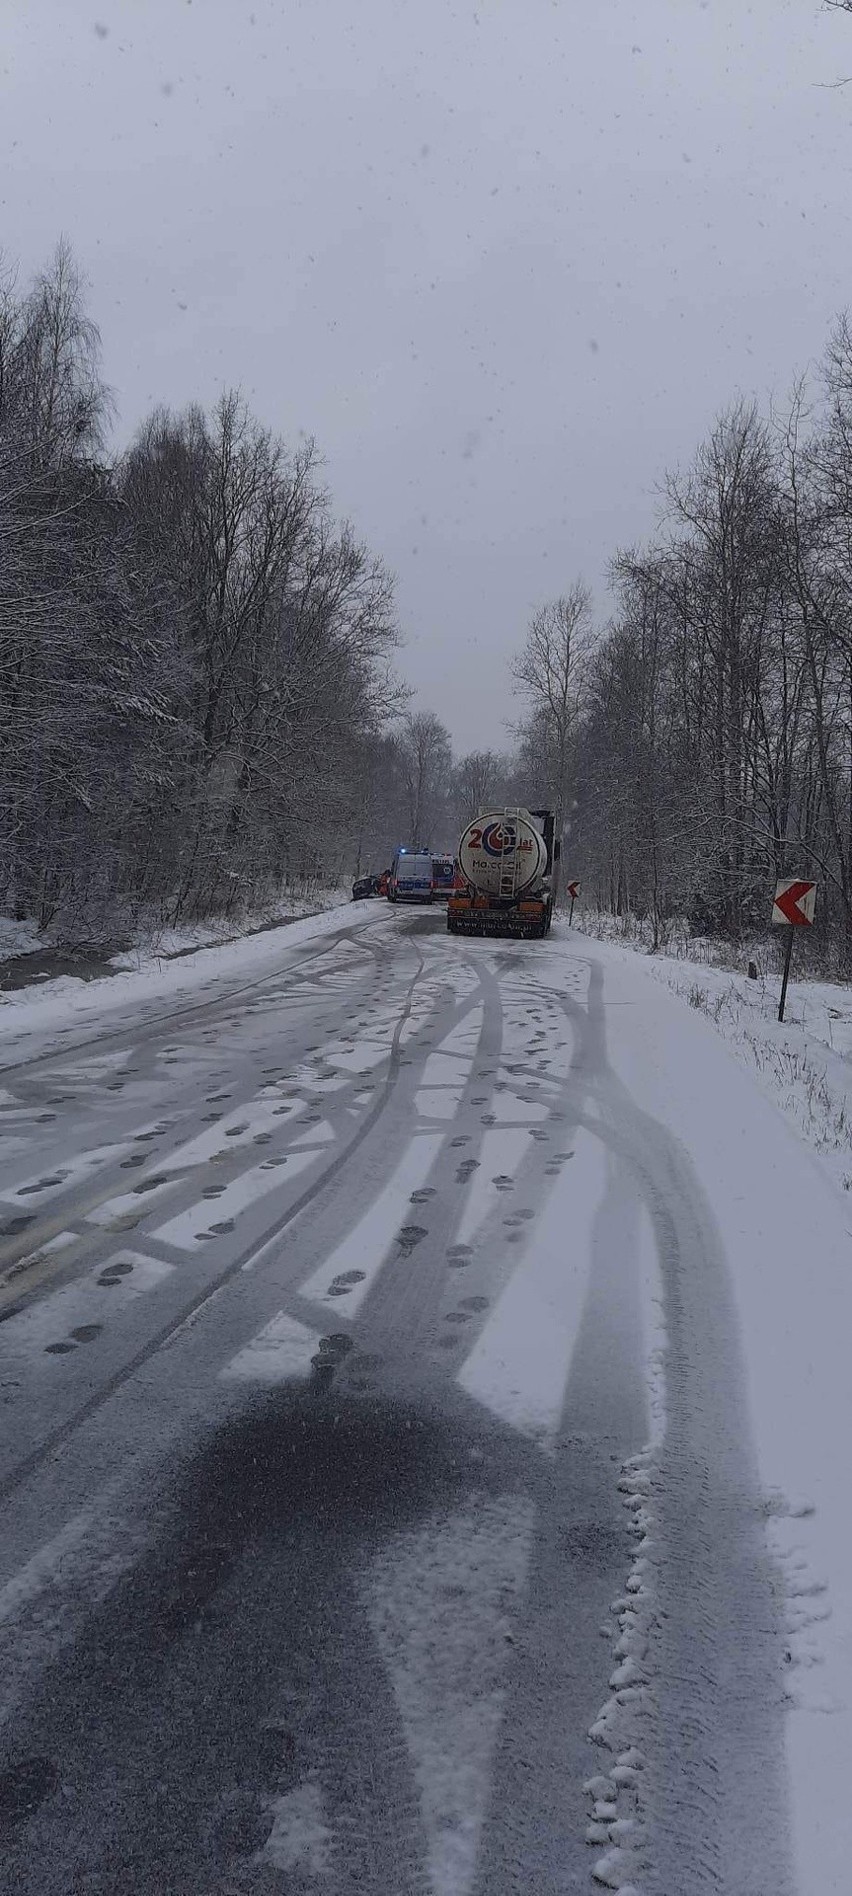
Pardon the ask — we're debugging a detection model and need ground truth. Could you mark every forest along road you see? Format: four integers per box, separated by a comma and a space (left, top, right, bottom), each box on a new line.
0, 906, 799, 1896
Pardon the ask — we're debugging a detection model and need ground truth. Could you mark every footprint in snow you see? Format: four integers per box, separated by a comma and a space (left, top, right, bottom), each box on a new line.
397, 1225, 427, 1254
493, 1175, 514, 1191
456, 1159, 479, 1183
0, 1215, 34, 1237
410, 1188, 435, 1204
327, 1270, 366, 1296
97, 1259, 134, 1286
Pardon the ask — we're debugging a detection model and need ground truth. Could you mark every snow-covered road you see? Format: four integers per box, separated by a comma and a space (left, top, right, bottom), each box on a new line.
0, 906, 847, 1894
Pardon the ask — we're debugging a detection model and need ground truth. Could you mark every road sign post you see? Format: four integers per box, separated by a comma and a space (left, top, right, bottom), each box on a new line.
777, 925, 795, 1024
771, 877, 816, 1022
565, 879, 580, 925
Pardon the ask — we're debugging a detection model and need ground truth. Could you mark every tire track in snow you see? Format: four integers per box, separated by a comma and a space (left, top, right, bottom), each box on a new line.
562, 962, 795, 1896
0, 915, 395, 1081
0, 938, 427, 1506
343, 952, 505, 1358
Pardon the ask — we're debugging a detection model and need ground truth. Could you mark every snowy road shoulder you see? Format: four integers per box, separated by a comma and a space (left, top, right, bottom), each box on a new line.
565, 928, 852, 1896
0, 899, 373, 1061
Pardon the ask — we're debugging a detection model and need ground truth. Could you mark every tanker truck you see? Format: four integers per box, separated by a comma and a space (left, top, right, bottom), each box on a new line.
447, 808, 558, 939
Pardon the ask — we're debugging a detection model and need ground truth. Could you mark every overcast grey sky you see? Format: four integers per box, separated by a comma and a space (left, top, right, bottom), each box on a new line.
3, 1, 850, 748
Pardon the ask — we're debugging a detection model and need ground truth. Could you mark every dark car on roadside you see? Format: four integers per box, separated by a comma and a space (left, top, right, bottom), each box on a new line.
352, 873, 379, 900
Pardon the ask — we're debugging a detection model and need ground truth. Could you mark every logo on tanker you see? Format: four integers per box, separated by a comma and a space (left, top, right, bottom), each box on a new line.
464, 820, 533, 857
481, 820, 515, 856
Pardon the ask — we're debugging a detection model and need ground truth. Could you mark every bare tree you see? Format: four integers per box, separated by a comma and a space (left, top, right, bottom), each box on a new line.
454, 749, 502, 821
512, 585, 594, 836
400, 711, 453, 845
660, 403, 784, 934
0, 243, 404, 935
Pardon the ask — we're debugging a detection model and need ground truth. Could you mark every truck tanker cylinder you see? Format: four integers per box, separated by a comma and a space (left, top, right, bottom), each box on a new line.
457, 812, 549, 898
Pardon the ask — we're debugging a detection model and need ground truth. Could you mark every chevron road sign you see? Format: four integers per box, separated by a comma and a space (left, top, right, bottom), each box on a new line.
771, 878, 816, 927
772, 878, 817, 1020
